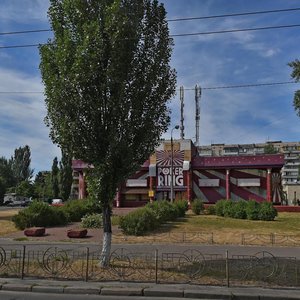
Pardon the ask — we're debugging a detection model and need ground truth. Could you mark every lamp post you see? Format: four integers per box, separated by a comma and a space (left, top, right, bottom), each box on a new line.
170, 125, 179, 203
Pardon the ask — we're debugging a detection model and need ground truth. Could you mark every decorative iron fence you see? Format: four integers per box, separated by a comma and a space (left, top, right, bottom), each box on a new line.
0, 245, 299, 288
241, 233, 300, 246
113, 232, 214, 244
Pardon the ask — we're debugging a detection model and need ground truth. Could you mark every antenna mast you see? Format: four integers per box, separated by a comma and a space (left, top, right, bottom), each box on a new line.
195, 85, 201, 146
180, 86, 185, 139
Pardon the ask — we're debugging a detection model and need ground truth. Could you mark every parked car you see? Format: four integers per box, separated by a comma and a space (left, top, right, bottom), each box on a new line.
50, 198, 63, 206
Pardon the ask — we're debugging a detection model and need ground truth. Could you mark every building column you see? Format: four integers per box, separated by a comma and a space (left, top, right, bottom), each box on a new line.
116, 188, 121, 208
149, 176, 155, 202
226, 169, 230, 200
78, 171, 86, 199
267, 168, 272, 202
186, 170, 192, 205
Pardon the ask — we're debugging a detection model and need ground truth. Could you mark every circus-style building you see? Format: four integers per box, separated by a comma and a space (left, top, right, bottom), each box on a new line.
72, 139, 285, 207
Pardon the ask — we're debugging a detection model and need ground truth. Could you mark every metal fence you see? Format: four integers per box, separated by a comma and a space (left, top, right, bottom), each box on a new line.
0, 245, 299, 288
241, 233, 300, 246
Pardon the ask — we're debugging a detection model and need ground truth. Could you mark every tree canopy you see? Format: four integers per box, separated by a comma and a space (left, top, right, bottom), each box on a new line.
289, 59, 300, 115
40, 0, 176, 265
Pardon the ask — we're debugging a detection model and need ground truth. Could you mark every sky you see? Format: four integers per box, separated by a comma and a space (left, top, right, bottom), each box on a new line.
0, 0, 300, 174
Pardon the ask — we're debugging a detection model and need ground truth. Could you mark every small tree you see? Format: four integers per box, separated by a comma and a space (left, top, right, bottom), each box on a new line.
40, 0, 176, 266
59, 149, 73, 201
51, 157, 59, 199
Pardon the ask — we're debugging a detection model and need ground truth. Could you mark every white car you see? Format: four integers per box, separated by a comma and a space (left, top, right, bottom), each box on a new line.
51, 199, 63, 205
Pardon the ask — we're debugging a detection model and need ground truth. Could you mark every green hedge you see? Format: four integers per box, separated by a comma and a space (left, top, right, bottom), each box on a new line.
81, 213, 103, 228
213, 199, 277, 221
191, 199, 204, 215
12, 200, 68, 230
119, 200, 188, 236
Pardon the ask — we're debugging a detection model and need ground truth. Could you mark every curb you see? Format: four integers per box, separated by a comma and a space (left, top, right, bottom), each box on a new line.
0, 280, 300, 299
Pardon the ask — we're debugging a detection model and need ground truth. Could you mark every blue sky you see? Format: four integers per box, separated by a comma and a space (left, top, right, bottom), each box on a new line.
0, 0, 300, 174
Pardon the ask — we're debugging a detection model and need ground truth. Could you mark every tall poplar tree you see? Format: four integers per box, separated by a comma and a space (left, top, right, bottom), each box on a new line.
289, 59, 300, 115
51, 157, 60, 199
40, 0, 176, 266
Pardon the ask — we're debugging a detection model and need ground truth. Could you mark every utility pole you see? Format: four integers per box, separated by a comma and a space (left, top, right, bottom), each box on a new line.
180, 86, 185, 140
195, 85, 201, 146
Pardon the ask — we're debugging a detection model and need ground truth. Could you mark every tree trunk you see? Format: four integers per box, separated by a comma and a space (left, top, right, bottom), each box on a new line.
100, 203, 112, 267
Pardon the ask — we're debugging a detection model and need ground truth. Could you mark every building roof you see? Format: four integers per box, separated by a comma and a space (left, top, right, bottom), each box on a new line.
192, 154, 284, 169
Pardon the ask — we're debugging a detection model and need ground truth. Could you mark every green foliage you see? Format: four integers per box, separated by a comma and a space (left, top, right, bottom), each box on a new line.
120, 201, 187, 236
206, 205, 216, 215
215, 199, 228, 216
289, 59, 300, 117
258, 201, 278, 221
264, 144, 278, 154
175, 200, 189, 216
232, 200, 247, 219
59, 149, 73, 201
191, 199, 204, 215
12, 200, 68, 230
246, 200, 261, 220
119, 207, 158, 236
39, 0, 176, 246
11, 145, 33, 184
51, 157, 59, 199
15, 180, 34, 198
146, 200, 174, 223
62, 199, 101, 222
33, 171, 52, 201
81, 213, 103, 228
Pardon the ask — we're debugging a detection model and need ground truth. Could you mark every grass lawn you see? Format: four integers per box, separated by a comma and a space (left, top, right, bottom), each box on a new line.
0, 209, 19, 236
156, 211, 300, 244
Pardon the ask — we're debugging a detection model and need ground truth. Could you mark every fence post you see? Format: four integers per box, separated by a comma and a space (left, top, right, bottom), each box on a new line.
241, 234, 244, 245
271, 233, 275, 246
155, 249, 158, 284
85, 247, 90, 282
21, 245, 26, 279
225, 250, 229, 287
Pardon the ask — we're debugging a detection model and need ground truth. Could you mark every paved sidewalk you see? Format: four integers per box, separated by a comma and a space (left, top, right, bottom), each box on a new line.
0, 277, 299, 299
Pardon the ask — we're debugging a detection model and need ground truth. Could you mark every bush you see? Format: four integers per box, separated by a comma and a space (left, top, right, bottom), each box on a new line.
119, 207, 158, 235
259, 202, 277, 221
191, 199, 204, 215
223, 200, 235, 218
206, 205, 216, 215
146, 201, 174, 223
62, 199, 101, 222
174, 200, 188, 218
215, 199, 227, 216
12, 200, 68, 230
232, 200, 247, 219
246, 200, 261, 220
81, 213, 103, 228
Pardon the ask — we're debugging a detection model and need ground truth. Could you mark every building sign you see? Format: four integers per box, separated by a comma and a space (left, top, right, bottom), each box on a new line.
157, 166, 184, 187
156, 150, 185, 188
237, 178, 260, 187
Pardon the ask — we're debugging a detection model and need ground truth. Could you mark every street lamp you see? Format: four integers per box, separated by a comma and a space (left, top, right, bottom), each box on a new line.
170, 125, 179, 203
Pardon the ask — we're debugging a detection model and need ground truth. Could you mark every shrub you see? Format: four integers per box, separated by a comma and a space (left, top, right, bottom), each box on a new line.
12, 200, 68, 230
146, 200, 174, 223
191, 199, 204, 215
62, 199, 101, 222
259, 202, 277, 221
232, 200, 247, 219
206, 205, 216, 215
223, 200, 235, 218
174, 200, 188, 218
246, 200, 261, 220
119, 207, 158, 235
81, 213, 103, 228
215, 199, 227, 216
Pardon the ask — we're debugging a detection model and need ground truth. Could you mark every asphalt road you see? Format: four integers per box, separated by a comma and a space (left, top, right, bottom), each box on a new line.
0, 239, 299, 258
